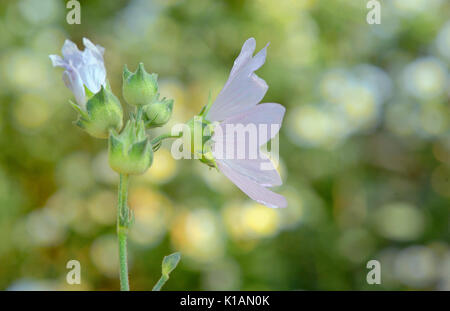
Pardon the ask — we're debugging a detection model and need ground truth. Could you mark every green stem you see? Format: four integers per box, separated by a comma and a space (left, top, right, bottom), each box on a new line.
151, 133, 182, 148
117, 173, 130, 291
152, 275, 169, 291
136, 106, 144, 121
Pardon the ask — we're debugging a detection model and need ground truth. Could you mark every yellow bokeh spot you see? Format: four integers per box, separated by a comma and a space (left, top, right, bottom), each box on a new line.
170, 209, 224, 262
90, 235, 119, 277
128, 187, 172, 246
223, 202, 281, 240
140, 148, 177, 184
340, 86, 376, 122
13, 94, 51, 129
87, 191, 116, 226
242, 203, 280, 237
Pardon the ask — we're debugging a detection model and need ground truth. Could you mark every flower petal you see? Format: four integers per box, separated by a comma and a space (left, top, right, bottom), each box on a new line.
216, 160, 287, 208
207, 39, 269, 121
82, 37, 104, 62
96, 44, 105, 56
50, 38, 107, 107
78, 63, 106, 94
212, 103, 285, 148
62, 66, 85, 108
61, 39, 83, 66
219, 158, 282, 187
49, 54, 65, 67
229, 37, 256, 79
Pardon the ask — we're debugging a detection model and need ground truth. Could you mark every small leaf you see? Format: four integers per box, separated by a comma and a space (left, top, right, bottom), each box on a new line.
152, 252, 181, 291
69, 100, 85, 115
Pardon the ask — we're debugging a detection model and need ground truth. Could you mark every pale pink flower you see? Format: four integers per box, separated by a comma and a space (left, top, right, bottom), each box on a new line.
49, 38, 106, 109
206, 38, 287, 208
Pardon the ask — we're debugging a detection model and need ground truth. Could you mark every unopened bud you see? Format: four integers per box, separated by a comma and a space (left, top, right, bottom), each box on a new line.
108, 119, 153, 175
122, 63, 158, 106
143, 96, 173, 128
74, 86, 123, 139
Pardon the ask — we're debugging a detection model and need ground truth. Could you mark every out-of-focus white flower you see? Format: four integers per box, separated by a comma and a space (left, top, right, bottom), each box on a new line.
394, 245, 439, 288
49, 38, 106, 109
402, 57, 447, 100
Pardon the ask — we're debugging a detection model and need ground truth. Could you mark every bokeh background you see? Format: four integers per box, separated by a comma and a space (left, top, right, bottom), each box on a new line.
0, 0, 449, 290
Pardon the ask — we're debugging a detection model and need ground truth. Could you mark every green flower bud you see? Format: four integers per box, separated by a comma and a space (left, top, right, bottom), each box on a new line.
143, 96, 174, 128
108, 119, 153, 175
122, 63, 158, 106
73, 86, 123, 139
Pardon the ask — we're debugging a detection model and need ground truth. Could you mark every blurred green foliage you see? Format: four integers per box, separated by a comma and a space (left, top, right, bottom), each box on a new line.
0, 0, 449, 290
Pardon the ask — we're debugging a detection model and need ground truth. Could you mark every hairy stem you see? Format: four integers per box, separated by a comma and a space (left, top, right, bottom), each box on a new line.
152, 275, 169, 291
117, 173, 130, 291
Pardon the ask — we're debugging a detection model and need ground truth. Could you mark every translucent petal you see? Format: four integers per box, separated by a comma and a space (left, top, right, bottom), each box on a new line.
212, 103, 285, 147
217, 160, 287, 208
219, 158, 282, 187
82, 37, 104, 62
207, 39, 269, 121
62, 66, 86, 108
79, 64, 106, 94
49, 54, 65, 67
229, 38, 256, 79
61, 39, 82, 66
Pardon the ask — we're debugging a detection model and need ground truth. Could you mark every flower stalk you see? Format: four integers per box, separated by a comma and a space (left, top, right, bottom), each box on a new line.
151, 133, 182, 152
152, 275, 168, 291
117, 173, 130, 291
152, 252, 181, 291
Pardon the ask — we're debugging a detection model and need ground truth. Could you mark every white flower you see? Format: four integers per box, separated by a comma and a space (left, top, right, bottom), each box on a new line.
49, 38, 107, 109
205, 38, 287, 208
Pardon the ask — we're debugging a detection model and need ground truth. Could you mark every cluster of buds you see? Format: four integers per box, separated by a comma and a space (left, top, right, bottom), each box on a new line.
50, 40, 174, 176
50, 39, 183, 291
122, 63, 174, 128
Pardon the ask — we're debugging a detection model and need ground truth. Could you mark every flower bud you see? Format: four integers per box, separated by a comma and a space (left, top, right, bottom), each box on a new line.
143, 96, 174, 128
122, 63, 158, 106
74, 86, 123, 139
108, 119, 153, 175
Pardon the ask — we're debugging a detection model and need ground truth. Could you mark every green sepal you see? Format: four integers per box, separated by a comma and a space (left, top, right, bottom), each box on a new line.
84, 85, 94, 100
108, 119, 153, 175
73, 86, 123, 139
69, 100, 85, 116
185, 115, 216, 168
123, 64, 132, 80
199, 90, 213, 117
